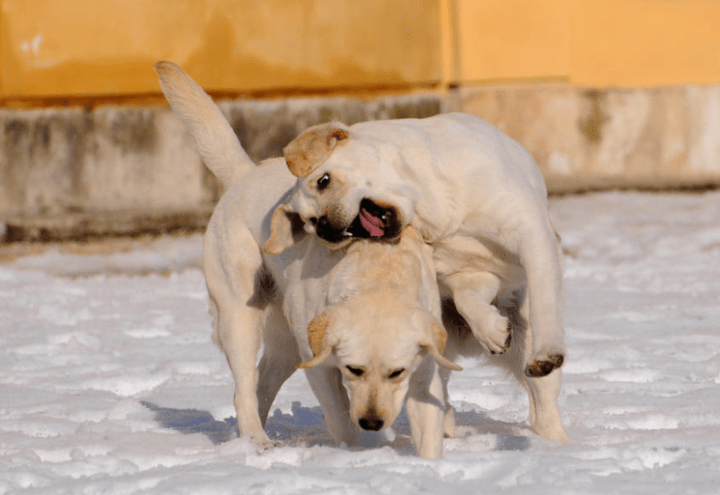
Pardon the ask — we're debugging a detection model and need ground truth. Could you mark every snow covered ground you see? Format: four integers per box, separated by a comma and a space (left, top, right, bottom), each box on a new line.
1, 191, 720, 494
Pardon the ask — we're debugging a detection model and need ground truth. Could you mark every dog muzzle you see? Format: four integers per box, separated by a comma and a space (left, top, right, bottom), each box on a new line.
315, 199, 402, 244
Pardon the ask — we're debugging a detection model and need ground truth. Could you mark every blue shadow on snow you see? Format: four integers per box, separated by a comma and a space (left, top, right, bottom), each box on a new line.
140, 400, 531, 452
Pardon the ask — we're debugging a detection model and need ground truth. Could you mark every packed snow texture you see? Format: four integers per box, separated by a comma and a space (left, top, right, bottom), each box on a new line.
1, 191, 720, 494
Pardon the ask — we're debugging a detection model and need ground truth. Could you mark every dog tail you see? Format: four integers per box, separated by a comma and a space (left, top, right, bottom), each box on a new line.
154, 61, 254, 187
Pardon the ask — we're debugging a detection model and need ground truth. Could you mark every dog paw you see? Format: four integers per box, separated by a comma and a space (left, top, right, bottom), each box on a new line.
489, 330, 512, 356
525, 353, 564, 377
254, 438, 282, 452
247, 432, 282, 451
472, 314, 512, 355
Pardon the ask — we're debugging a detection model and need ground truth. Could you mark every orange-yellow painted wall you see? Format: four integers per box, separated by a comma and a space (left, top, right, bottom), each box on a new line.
451, 0, 571, 83
453, 0, 720, 87
570, 0, 720, 87
0, 0, 442, 101
2, 0, 720, 106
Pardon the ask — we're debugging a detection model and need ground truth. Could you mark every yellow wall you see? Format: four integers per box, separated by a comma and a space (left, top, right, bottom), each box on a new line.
452, 0, 720, 87
2, 0, 720, 106
450, 0, 571, 83
570, 0, 720, 87
0, 0, 442, 102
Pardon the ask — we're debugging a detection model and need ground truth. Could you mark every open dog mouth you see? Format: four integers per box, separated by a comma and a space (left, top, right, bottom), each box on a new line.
359, 206, 386, 237
315, 199, 401, 244
347, 199, 401, 240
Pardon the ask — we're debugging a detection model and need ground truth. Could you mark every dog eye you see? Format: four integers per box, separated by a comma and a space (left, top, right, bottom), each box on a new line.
346, 365, 364, 377
316, 173, 331, 191
388, 368, 405, 379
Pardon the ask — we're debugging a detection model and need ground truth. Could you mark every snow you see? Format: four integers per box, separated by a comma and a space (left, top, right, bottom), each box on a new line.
2, 191, 720, 494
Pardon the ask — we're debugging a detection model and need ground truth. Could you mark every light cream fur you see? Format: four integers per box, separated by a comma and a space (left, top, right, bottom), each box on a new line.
265, 105, 570, 443
267, 110, 568, 377
155, 61, 461, 459
296, 227, 462, 455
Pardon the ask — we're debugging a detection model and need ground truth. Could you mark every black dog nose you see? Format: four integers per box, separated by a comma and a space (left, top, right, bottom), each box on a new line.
359, 417, 384, 431
315, 215, 352, 244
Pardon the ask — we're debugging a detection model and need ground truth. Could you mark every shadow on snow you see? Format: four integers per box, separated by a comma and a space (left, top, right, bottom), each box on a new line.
140, 400, 531, 452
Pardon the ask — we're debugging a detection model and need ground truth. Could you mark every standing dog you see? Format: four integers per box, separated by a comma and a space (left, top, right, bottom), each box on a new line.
264, 116, 569, 443
155, 61, 461, 459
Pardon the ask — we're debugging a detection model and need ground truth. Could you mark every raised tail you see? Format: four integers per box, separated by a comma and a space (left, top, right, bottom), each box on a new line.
154, 61, 254, 188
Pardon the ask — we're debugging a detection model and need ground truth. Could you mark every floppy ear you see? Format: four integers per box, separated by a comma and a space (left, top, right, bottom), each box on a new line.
263, 204, 308, 255
283, 122, 350, 177
297, 310, 336, 369
419, 313, 463, 371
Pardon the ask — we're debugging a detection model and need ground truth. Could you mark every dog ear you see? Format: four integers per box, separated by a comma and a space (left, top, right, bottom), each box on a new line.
284, 122, 350, 178
297, 310, 336, 369
418, 313, 463, 371
263, 204, 308, 255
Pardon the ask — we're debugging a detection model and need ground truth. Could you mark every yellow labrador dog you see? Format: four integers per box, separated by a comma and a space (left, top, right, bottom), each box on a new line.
265, 117, 567, 380
155, 61, 461, 459
264, 113, 569, 444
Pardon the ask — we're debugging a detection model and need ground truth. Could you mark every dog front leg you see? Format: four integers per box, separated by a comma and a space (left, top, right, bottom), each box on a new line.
501, 291, 568, 443
518, 222, 567, 377
405, 361, 447, 459
521, 368, 570, 443
303, 366, 359, 446
441, 271, 511, 355
439, 367, 456, 438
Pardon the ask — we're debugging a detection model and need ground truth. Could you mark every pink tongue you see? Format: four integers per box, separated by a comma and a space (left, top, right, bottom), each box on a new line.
360, 208, 385, 237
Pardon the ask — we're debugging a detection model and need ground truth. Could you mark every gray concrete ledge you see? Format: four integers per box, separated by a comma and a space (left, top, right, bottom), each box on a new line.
449, 84, 720, 193
1, 208, 213, 243
1, 94, 440, 243
2, 84, 720, 244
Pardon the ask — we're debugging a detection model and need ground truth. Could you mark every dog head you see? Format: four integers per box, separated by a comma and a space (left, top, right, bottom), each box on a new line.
297, 299, 461, 433
263, 122, 418, 254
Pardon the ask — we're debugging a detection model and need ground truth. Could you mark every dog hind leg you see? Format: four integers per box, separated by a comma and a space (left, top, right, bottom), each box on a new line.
256, 305, 301, 427
212, 300, 272, 446
205, 226, 275, 447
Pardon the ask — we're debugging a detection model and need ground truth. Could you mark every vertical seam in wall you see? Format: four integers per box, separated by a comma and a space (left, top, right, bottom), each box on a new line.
0, 0, 5, 105
439, 0, 458, 92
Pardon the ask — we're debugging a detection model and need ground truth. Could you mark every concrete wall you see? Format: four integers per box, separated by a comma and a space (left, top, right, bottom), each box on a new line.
0, 95, 441, 242
452, 85, 720, 192
4, 82, 720, 243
